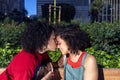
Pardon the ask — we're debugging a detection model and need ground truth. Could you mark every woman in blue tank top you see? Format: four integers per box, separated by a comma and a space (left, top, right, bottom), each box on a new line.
55, 24, 98, 80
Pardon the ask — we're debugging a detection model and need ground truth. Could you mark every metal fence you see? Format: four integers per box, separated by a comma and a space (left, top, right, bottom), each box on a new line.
98, 0, 120, 22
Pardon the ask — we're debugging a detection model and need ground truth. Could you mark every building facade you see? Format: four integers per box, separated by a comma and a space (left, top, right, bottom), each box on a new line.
37, 0, 91, 23
0, 0, 25, 15
99, 0, 120, 22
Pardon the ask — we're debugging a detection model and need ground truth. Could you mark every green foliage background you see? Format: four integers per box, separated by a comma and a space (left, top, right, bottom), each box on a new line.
80, 22, 120, 55
0, 17, 25, 48
0, 18, 120, 68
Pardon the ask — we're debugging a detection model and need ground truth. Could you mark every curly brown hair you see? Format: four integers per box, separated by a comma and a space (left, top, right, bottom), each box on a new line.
21, 21, 54, 53
55, 24, 91, 54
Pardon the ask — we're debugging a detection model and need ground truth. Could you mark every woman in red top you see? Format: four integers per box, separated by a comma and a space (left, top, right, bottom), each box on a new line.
0, 21, 56, 80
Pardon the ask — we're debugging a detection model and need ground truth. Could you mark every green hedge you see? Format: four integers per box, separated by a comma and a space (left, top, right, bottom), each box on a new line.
0, 20, 120, 68
80, 22, 120, 68
86, 47, 120, 68
0, 18, 25, 48
0, 18, 25, 67
80, 22, 120, 55
0, 44, 21, 67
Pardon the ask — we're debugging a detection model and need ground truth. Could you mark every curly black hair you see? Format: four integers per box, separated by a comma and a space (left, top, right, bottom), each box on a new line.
21, 21, 54, 53
55, 24, 91, 54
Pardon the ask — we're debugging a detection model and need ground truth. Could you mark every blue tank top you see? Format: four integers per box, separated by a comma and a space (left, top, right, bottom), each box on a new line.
64, 53, 88, 80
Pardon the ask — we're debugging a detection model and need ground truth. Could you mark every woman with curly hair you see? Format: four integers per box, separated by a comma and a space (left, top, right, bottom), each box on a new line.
55, 24, 98, 80
0, 21, 56, 80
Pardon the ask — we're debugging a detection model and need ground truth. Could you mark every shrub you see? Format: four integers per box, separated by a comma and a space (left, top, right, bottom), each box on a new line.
48, 48, 61, 62
80, 22, 120, 55
80, 22, 120, 68
0, 43, 21, 67
86, 47, 120, 68
0, 19, 25, 48
0, 20, 120, 68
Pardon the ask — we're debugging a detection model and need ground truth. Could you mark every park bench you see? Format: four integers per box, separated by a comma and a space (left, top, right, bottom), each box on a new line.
0, 68, 120, 80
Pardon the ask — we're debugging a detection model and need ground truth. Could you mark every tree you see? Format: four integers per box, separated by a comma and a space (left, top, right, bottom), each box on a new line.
90, 0, 103, 23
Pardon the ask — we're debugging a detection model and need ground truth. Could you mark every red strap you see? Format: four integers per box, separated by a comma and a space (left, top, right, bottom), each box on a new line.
67, 52, 85, 68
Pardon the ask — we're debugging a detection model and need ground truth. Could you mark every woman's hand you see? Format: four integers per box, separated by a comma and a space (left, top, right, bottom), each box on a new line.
41, 63, 54, 80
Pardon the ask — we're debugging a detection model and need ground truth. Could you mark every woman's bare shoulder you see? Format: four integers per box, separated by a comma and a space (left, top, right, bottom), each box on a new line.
84, 54, 98, 80
84, 54, 97, 67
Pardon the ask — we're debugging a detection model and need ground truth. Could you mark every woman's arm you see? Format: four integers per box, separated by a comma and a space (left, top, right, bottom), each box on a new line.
84, 54, 98, 80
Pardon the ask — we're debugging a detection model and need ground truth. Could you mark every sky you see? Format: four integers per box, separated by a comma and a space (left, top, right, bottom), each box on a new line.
25, 0, 36, 16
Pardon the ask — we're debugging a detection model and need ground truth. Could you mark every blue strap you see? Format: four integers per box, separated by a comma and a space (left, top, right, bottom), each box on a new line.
64, 55, 68, 80
81, 52, 88, 66
80, 52, 88, 80
32, 65, 41, 80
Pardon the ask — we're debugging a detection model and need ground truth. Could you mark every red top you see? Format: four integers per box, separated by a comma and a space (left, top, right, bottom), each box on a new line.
67, 52, 85, 68
0, 49, 50, 80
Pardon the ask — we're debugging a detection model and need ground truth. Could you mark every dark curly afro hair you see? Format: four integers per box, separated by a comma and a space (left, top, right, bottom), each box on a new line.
21, 21, 54, 53
55, 24, 91, 54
